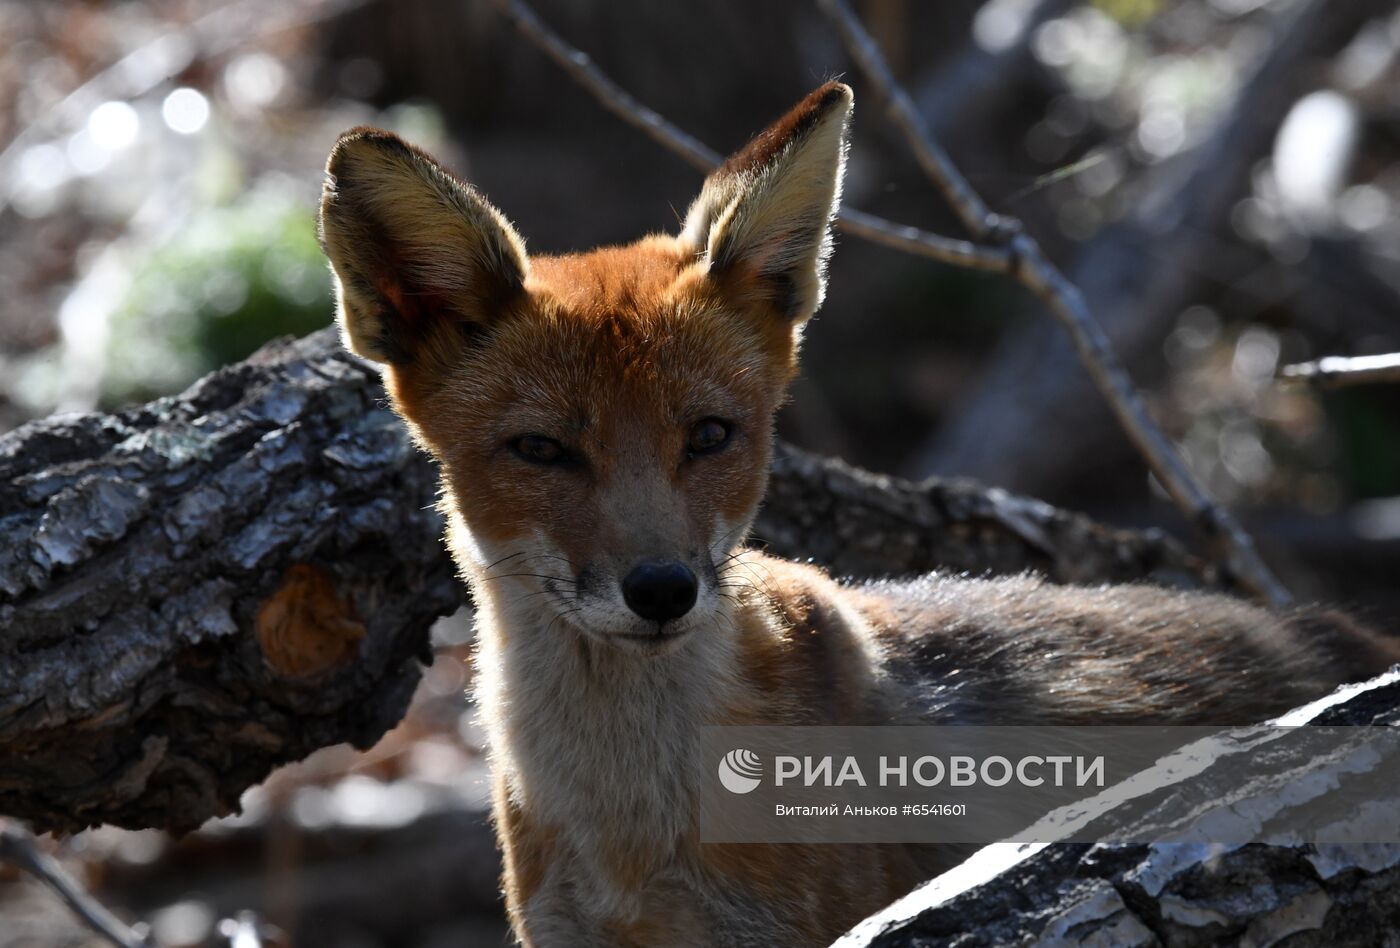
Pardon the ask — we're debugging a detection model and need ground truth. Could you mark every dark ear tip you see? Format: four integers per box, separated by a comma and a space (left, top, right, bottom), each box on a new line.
717, 82, 853, 178
813, 81, 854, 110
800, 81, 854, 122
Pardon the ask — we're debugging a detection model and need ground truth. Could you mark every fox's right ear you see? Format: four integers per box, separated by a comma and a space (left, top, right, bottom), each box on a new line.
318, 128, 528, 364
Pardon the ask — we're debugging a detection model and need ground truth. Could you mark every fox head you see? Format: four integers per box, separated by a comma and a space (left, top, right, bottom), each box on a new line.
318, 83, 851, 653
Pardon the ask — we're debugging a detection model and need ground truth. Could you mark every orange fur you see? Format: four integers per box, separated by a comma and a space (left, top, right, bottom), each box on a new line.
318, 83, 1398, 947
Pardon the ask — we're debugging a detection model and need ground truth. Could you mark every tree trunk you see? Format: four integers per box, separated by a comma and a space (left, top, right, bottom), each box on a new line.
0, 327, 1214, 836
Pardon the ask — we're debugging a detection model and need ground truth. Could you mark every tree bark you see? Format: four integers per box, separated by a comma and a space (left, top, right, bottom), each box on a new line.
838, 670, 1400, 947
0, 327, 1213, 836
0, 330, 457, 835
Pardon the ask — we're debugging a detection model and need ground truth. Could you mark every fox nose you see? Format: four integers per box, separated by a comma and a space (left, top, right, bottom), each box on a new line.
621, 561, 698, 623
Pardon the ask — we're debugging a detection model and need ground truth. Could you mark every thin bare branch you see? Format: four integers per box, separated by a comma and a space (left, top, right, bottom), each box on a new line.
816, 0, 1290, 607
814, 0, 1011, 243
835, 207, 1014, 272
487, 0, 1289, 605
488, 0, 1012, 272
0, 820, 156, 948
488, 0, 718, 173
1279, 353, 1400, 388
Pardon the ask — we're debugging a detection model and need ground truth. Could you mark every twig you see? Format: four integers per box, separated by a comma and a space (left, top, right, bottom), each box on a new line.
814, 1, 1012, 244
0, 821, 268, 947
817, 0, 1290, 607
835, 207, 1013, 272
487, 0, 716, 171
488, 0, 1011, 273
1279, 353, 1400, 388
0, 819, 157, 948
488, 0, 1290, 606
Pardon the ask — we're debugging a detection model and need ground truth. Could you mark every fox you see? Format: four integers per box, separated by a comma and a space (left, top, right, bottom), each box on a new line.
316, 82, 1400, 947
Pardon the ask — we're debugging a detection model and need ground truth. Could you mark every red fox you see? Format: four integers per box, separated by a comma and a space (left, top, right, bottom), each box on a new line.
318, 83, 1399, 946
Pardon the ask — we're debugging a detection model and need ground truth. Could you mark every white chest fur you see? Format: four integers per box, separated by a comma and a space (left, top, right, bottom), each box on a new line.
473, 590, 744, 920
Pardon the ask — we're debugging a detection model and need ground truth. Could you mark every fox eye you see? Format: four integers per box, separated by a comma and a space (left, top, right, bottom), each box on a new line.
687, 418, 732, 456
511, 434, 570, 465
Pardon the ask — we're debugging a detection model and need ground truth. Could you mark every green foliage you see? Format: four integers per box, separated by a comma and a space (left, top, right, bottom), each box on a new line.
1091, 0, 1161, 28
105, 194, 331, 404
1329, 389, 1400, 498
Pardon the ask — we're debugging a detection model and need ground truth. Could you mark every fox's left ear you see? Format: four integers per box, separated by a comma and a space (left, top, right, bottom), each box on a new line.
680, 82, 852, 323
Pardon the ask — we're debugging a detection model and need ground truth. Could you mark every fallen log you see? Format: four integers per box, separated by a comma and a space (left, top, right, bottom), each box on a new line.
0, 329, 457, 835
0, 327, 1212, 835
838, 669, 1400, 947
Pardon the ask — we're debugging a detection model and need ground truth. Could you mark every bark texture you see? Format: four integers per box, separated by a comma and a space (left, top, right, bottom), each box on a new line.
0, 327, 1213, 835
839, 671, 1400, 947
0, 330, 456, 835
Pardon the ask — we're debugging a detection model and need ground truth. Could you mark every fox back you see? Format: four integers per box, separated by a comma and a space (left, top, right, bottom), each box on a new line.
318, 84, 1399, 947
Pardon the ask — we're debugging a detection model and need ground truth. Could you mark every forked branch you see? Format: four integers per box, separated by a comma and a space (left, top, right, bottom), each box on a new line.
815, 0, 1289, 607
488, 0, 1290, 605
488, 0, 1011, 272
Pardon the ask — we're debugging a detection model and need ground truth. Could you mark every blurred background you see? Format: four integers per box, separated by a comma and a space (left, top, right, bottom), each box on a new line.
1, 0, 1399, 944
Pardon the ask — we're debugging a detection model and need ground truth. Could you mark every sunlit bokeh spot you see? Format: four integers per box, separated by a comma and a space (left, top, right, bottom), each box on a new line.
88, 100, 140, 150
162, 87, 210, 135
225, 53, 287, 109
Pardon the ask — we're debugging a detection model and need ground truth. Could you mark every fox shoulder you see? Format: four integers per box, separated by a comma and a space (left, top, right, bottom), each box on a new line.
727, 553, 894, 725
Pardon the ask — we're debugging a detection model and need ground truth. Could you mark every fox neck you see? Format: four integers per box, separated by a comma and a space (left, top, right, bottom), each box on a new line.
462, 530, 753, 890
471, 576, 747, 780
